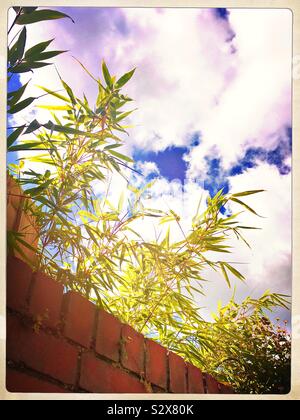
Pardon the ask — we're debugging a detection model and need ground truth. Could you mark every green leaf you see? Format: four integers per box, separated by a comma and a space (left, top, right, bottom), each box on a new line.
115, 109, 136, 123
43, 121, 104, 139
10, 61, 51, 73
7, 125, 26, 148
115, 68, 136, 89
37, 104, 71, 111
220, 263, 231, 288
230, 197, 263, 217
26, 50, 67, 62
7, 231, 37, 268
104, 143, 122, 150
235, 230, 251, 249
36, 85, 70, 102
236, 226, 261, 230
24, 119, 42, 134
118, 192, 125, 213
223, 262, 245, 282
85, 225, 99, 246
8, 142, 50, 152
22, 7, 38, 14
8, 97, 36, 114
232, 190, 265, 198
16, 9, 74, 25
60, 79, 76, 105
102, 60, 112, 88
7, 80, 30, 107
24, 39, 54, 59
24, 179, 53, 196
108, 149, 134, 163
78, 210, 99, 222
8, 27, 27, 65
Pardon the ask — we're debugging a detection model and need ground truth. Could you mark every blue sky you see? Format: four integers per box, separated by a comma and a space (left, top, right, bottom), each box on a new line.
132, 123, 291, 201
7, 74, 22, 166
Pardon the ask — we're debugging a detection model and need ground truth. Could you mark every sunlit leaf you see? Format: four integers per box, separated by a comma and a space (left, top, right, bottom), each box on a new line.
115, 68, 136, 89
102, 60, 112, 88
232, 190, 265, 198
230, 197, 263, 217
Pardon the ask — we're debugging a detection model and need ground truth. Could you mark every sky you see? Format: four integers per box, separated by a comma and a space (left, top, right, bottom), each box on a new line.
8, 7, 292, 322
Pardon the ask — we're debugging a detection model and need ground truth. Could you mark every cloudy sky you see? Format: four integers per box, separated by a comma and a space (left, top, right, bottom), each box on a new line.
8, 7, 292, 321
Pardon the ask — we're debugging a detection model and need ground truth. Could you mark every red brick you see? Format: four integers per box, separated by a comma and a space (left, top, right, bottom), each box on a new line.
63, 291, 96, 348
187, 363, 205, 393
145, 339, 167, 389
169, 351, 187, 393
96, 310, 121, 362
7, 256, 32, 312
6, 368, 66, 393
121, 324, 144, 375
205, 373, 221, 394
29, 272, 64, 328
7, 314, 78, 385
219, 383, 235, 394
80, 353, 146, 393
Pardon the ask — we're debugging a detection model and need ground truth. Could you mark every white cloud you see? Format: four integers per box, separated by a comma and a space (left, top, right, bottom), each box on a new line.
10, 8, 292, 178
136, 161, 160, 177
197, 163, 291, 319
188, 9, 292, 176
228, 163, 291, 289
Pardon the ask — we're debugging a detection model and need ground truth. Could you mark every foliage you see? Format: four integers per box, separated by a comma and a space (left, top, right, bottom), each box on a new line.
8, 7, 72, 149
7, 8, 291, 394
170, 292, 291, 394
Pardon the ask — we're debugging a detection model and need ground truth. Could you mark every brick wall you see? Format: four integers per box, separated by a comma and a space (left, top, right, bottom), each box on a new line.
6, 255, 234, 394
7, 176, 39, 266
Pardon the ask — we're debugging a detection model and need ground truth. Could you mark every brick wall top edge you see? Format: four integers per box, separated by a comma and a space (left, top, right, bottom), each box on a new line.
7, 255, 233, 394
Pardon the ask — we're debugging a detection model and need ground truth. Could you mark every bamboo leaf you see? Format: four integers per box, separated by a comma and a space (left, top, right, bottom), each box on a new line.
61, 79, 77, 105
36, 85, 70, 102
108, 149, 134, 163
232, 190, 265, 198
223, 262, 245, 282
24, 39, 54, 58
220, 262, 231, 288
230, 197, 263, 217
8, 97, 36, 114
10, 61, 51, 73
24, 119, 42, 134
8, 27, 27, 65
8, 141, 51, 152
7, 125, 26, 148
102, 60, 112, 88
43, 121, 104, 139
37, 105, 71, 111
115, 68, 136, 89
16, 9, 74, 25
115, 109, 136, 123
8, 81, 30, 106
33, 50, 67, 61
